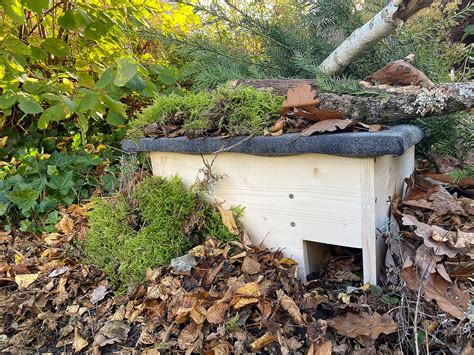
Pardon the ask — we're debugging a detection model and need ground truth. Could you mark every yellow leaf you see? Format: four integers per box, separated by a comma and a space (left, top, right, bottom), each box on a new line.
14, 253, 23, 265
73, 330, 88, 352
231, 282, 260, 309
216, 205, 239, 235
360, 283, 371, 291
338, 293, 351, 304
55, 215, 74, 234
279, 257, 297, 266
15, 273, 39, 289
0, 136, 7, 148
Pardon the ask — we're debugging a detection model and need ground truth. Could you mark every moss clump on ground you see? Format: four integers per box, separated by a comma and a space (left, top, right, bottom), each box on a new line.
84, 176, 237, 284
127, 85, 285, 138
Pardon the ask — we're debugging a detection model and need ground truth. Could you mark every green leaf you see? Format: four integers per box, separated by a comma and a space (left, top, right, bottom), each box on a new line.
114, 57, 138, 87
0, 91, 17, 109
58, 9, 91, 29
22, 0, 49, 13
106, 110, 125, 126
0, 0, 25, 24
38, 103, 68, 129
2, 37, 31, 56
0, 202, 7, 216
101, 94, 127, 117
84, 21, 108, 40
95, 68, 114, 89
47, 170, 74, 195
47, 165, 58, 176
29, 46, 47, 61
41, 38, 70, 57
78, 92, 99, 112
124, 74, 147, 92
7, 188, 40, 213
18, 93, 43, 114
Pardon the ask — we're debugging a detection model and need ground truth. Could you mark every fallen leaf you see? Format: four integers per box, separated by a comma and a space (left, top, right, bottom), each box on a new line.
241, 256, 261, 274
429, 186, 466, 215
55, 214, 74, 234
91, 285, 107, 304
279, 257, 297, 267
231, 282, 260, 309
250, 332, 278, 352
401, 266, 469, 319
73, 330, 88, 352
402, 215, 464, 257
328, 312, 397, 340
177, 321, 202, 351
308, 339, 332, 355
15, 273, 39, 289
277, 289, 304, 324
282, 83, 319, 110
206, 302, 229, 324
216, 205, 239, 235
95, 320, 130, 347
301, 119, 356, 136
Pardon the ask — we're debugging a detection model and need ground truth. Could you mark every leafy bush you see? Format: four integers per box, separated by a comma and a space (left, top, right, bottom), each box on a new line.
84, 176, 236, 284
128, 85, 284, 138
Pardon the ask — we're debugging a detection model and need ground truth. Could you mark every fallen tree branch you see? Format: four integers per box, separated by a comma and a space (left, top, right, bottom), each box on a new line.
230, 79, 473, 124
318, 0, 433, 75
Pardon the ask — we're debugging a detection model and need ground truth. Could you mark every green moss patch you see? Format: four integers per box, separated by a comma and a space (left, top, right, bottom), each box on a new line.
84, 176, 236, 285
127, 85, 285, 138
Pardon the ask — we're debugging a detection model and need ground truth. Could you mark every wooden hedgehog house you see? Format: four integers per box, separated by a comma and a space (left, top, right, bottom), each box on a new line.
123, 125, 423, 284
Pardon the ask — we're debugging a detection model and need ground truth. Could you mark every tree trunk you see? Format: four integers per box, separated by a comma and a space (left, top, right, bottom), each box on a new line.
318, 0, 433, 75
230, 79, 473, 124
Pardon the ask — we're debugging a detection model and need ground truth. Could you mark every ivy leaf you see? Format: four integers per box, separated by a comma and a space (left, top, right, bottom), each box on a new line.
18, 94, 43, 114
42, 38, 70, 57
47, 170, 74, 195
7, 188, 40, 213
0, 0, 25, 24
22, 0, 49, 13
0, 202, 7, 216
114, 57, 138, 87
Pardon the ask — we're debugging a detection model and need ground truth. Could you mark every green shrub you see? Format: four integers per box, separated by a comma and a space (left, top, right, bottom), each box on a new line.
84, 176, 236, 284
127, 85, 284, 138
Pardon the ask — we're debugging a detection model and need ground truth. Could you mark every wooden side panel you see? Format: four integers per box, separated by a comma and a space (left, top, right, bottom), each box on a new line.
150, 151, 364, 279
372, 146, 415, 282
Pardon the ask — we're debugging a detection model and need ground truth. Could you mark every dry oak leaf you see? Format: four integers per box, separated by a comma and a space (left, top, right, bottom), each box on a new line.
73, 330, 88, 352
95, 320, 130, 347
231, 282, 261, 309
402, 215, 465, 258
15, 273, 38, 289
308, 339, 332, 355
301, 119, 356, 136
282, 83, 319, 111
55, 214, 74, 234
277, 289, 304, 325
328, 312, 397, 340
216, 205, 239, 235
206, 302, 229, 324
177, 321, 202, 351
401, 266, 469, 320
241, 256, 261, 275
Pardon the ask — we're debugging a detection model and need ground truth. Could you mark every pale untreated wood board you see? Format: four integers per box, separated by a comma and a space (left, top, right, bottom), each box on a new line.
151, 151, 364, 278
371, 147, 415, 281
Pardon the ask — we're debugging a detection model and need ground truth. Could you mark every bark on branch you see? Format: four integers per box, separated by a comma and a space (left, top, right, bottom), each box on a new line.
230, 79, 474, 124
318, 0, 433, 75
